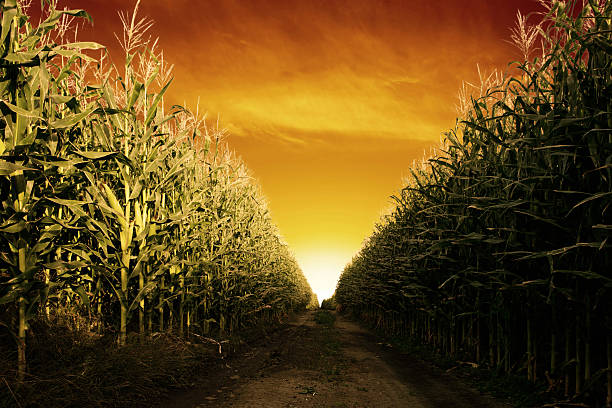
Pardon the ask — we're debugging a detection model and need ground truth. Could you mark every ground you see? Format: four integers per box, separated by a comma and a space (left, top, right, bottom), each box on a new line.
162, 311, 509, 408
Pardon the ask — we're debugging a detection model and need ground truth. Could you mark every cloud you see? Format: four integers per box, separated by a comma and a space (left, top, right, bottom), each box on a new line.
78, 0, 537, 150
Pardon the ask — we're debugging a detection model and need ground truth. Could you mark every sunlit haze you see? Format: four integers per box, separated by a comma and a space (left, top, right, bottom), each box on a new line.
53, 0, 544, 303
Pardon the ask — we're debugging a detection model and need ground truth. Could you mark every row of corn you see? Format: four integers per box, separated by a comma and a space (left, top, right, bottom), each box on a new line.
336, 1, 611, 405
0, 0, 313, 380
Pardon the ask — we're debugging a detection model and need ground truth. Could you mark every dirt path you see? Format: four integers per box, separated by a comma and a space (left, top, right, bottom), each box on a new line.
163, 311, 509, 408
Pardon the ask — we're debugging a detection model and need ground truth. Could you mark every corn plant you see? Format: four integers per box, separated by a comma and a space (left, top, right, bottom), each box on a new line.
336, 1, 611, 405
1, 0, 314, 381
0, 0, 115, 379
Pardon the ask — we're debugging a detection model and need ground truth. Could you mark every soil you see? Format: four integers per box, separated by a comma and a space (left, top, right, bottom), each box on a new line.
162, 311, 510, 408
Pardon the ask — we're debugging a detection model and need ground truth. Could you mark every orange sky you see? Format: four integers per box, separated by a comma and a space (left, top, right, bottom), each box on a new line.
45, 0, 544, 301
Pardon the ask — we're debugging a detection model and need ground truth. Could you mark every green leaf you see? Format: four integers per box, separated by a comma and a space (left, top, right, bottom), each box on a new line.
145, 78, 173, 126
1, 100, 43, 120
44, 260, 88, 270
0, 0, 17, 54
60, 41, 105, 50
45, 197, 91, 217
0, 220, 25, 233
3, 51, 38, 64
127, 81, 144, 110
74, 284, 91, 311
0, 160, 37, 176
49, 106, 96, 129
568, 192, 612, 215
74, 150, 117, 160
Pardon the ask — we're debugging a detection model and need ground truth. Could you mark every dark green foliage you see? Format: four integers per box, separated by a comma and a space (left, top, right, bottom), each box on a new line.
314, 310, 336, 326
320, 296, 337, 310
336, 1, 612, 406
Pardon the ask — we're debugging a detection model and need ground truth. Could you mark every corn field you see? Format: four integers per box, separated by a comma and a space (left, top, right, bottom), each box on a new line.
0, 0, 313, 381
336, 1, 611, 406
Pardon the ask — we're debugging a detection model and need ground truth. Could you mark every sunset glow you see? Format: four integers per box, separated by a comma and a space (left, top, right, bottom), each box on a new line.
54, 0, 544, 302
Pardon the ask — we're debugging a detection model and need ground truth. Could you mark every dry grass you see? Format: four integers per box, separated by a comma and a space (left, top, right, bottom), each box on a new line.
0, 311, 219, 408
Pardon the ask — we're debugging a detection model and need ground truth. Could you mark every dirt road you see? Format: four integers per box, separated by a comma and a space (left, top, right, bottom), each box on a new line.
164, 311, 508, 408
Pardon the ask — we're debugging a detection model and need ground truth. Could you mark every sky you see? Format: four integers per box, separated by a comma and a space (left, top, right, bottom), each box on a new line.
42, 0, 544, 302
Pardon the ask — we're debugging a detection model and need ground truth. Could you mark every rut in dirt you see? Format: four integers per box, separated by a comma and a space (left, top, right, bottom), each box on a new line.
163, 311, 507, 408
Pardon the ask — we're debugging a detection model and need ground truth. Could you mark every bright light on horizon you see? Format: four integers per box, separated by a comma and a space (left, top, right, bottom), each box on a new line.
295, 249, 353, 304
